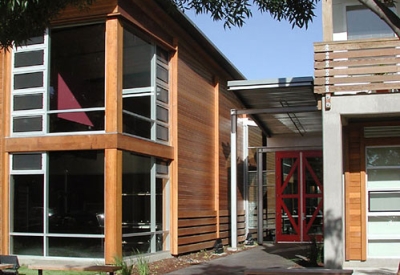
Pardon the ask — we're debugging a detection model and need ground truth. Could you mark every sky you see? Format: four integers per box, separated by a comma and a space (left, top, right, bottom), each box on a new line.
186, 2, 322, 80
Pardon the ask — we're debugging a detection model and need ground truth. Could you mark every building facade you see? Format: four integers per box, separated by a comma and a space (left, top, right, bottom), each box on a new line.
316, 0, 400, 269
0, 0, 247, 263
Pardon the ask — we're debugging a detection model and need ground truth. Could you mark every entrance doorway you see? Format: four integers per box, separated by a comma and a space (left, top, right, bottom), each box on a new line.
275, 151, 323, 242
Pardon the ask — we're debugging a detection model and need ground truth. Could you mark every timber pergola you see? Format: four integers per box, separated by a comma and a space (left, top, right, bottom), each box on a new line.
227, 77, 322, 248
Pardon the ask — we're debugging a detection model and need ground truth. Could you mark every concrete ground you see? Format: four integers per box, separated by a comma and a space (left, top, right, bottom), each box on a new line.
166, 243, 399, 275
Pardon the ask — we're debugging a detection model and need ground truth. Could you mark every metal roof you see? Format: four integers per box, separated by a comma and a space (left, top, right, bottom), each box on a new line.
228, 77, 322, 137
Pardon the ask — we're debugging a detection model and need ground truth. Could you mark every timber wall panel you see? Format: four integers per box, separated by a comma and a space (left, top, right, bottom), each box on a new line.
0, 51, 3, 253
176, 45, 215, 211
117, 0, 174, 49
344, 125, 364, 260
218, 83, 245, 210
0, 50, 11, 254
51, 0, 118, 25
175, 42, 218, 254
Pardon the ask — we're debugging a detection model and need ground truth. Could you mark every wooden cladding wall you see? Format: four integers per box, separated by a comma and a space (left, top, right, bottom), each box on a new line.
0, 51, 4, 254
314, 38, 400, 95
344, 125, 365, 260
117, 0, 174, 48
218, 83, 245, 212
0, 50, 10, 254
177, 46, 215, 211
51, 0, 118, 25
175, 43, 245, 253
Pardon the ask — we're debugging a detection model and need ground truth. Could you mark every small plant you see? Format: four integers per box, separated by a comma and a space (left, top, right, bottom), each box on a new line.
135, 252, 150, 275
114, 255, 134, 275
308, 237, 323, 266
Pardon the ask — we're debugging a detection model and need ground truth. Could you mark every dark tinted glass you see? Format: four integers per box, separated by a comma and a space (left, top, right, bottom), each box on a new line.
49, 111, 105, 132
50, 24, 105, 111
12, 154, 42, 170
123, 113, 151, 139
156, 125, 168, 141
14, 72, 43, 89
13, 116, 42, 132
12, 174, 44, 233
48, 150, 104, 235
14, 50, 44, 68
123, 29, 152, 89
123, 96, 151, 117
14, 94, 43, 111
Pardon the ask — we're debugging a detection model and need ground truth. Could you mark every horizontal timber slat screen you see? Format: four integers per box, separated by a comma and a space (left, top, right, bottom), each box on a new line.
177, 210, 247, 254
314, 38, 400, 95
178, 211, 217, 254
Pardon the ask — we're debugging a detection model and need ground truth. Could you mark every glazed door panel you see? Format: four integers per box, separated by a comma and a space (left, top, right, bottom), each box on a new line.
276, 151, 323, 242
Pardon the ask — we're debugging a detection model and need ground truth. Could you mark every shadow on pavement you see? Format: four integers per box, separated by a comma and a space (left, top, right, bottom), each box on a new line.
261, 242, 318, 267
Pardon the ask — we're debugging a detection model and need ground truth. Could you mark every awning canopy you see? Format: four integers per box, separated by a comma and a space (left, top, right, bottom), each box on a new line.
228, 77, 322, 137
227, 76, 323, 249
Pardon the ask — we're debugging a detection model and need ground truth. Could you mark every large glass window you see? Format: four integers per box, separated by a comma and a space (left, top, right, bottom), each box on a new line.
10, 151, 105, 258
11, 24, 105, 135
366, 146, 400, 257
346, 5, 395, 40
122, 29, 170, 143
121, 152, 169, 256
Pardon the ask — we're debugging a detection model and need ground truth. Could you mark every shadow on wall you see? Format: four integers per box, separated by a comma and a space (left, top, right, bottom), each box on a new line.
222, 142, 230, 160
324, 209, 343, 269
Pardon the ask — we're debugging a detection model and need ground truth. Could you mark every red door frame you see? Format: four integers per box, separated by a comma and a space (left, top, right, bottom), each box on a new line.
275, 151, 323, 242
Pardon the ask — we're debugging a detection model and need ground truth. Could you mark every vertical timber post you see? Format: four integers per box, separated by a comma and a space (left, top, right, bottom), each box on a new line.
230, 109, 237, 249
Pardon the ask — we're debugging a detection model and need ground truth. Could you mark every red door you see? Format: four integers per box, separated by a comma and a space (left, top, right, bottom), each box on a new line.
276, 151, 323, 242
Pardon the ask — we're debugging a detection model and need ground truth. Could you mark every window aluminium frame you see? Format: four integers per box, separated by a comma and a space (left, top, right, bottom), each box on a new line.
365, 145, 400, 257
366, 145, 400, 215
10, 23, 106, 137
121, 154, 170, 255
11, 34, 49, 135
122, 30, 170, 144
9, 151, 105, 258
345, 4, 396, 40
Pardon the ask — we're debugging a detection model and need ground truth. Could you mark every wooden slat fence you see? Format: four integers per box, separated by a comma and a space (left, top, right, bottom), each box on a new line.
314, 38, 400, 95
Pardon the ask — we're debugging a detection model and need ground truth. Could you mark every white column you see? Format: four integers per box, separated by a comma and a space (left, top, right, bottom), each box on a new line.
230, 109, 237, 249
322, 97, 344, 268
257, 148, 264, 244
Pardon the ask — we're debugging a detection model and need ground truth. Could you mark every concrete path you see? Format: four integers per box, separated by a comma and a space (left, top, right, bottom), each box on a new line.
166, 245, 298, 275
165, 243, 398, 275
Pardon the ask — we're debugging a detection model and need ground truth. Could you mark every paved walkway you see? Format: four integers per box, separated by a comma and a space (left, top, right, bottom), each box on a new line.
166, 243, 398, 275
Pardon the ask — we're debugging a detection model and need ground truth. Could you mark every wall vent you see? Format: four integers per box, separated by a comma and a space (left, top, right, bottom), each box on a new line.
364, 126, 400, 138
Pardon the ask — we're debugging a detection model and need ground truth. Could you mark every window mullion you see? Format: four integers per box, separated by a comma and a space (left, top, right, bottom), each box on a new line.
151, 46, 157, 141
150, 157, 156, 252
